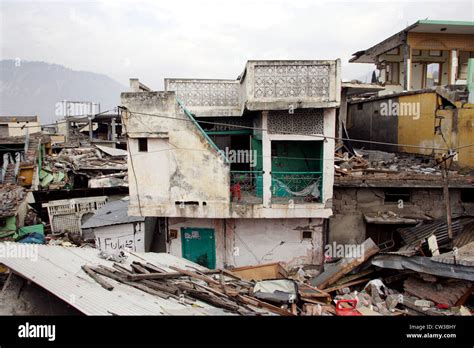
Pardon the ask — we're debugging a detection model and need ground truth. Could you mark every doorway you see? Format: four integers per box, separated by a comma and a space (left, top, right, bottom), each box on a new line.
424, 63, 441, 88
181, 227, 216, 269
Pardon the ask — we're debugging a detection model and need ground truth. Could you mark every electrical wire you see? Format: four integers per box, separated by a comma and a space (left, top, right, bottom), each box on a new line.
120, 111, 143, 217
5, 108, 118, 129
126, 109, 461, 152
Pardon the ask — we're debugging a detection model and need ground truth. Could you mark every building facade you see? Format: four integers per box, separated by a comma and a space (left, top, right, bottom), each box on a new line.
348, 20, 474, 168
121, 59, 341, 269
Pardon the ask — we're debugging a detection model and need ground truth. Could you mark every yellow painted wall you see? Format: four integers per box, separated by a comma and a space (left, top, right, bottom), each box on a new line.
397, 92, 474, 168
397, 93, 448, 156
457, 106, 474, 168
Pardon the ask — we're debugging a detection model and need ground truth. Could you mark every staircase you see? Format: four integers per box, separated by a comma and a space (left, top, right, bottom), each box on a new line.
3, 163, 17, 184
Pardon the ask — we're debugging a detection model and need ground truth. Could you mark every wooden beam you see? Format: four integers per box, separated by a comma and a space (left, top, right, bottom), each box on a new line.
126, 269, 220, 281
169, 266, 221, 285
311, 238, 380, 289
82, 265, 114, 291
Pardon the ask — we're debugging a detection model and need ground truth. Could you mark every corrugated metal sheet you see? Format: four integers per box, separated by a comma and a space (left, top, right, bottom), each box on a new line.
398, 216, 474, 249
81, 199, 143, 229
0, 243, 229, 315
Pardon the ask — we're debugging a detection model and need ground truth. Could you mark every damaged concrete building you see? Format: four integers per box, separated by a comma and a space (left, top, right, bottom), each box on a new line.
121, 60, 341, 270
347, 19, 474, 168
330, 19, 474, 249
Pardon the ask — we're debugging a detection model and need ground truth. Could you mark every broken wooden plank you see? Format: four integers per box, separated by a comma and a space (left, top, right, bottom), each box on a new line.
112, 263, 134, 275
311, 238, 380, 289
237, 295, 294, 316
298, 283, 331, 298
81, 265, 114, 291
231, 262, 288, 281
90, 266, 127, 283
130, 262, 150, 274
322, 278, 371, 293
333, 268, 374, 286
126, 269, 220, 281
169, 266, 220, 285
143, 262, 167, 273
300, 297, 328, 305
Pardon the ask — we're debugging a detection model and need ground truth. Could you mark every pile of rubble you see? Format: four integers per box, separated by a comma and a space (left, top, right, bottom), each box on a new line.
79, 236, 473, 316
40, 145, 128, 189
335, 149, 445, 177
81, 260, 293, 315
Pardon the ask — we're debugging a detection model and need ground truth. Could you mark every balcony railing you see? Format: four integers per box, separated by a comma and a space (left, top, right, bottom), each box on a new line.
230, 171, 323, 204
271, 172, 322, 204
230, 171, 263, 204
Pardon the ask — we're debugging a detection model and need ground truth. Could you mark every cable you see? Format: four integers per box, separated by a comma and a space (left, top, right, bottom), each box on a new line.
127, 109, 454, 152
119, 109, 143, 217
5, 108, 118, 128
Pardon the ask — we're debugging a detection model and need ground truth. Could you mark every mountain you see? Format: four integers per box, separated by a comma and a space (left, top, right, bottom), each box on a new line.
0, 60, 126, 124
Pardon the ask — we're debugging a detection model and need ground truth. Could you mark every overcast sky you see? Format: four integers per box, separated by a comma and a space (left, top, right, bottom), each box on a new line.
1, 0, 473, 89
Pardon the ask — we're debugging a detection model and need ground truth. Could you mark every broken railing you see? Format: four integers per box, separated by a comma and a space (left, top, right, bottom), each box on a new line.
271, 172, 323, 203
230, 170, 263, 204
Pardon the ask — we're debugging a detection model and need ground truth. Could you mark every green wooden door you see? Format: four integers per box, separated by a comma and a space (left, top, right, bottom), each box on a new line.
181, 227, 216, 269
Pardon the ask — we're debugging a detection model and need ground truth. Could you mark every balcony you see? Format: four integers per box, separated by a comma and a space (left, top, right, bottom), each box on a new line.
271, 172, 322, 204
230, 171, 323, 205
230, 171, 263, 204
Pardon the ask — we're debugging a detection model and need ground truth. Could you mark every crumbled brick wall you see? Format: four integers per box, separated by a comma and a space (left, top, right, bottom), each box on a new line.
330, 187, 474, 244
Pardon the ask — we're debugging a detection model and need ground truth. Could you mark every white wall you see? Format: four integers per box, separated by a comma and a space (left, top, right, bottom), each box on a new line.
122, 92, 230, 219
5, 122, 41, 136
167, 217, 324, 269
93, 222, 147, 253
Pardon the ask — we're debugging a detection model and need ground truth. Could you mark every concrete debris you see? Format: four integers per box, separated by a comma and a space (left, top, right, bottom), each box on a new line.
0, 184, 26, 219
334, 149, 473, 187
40, 146, 127, 190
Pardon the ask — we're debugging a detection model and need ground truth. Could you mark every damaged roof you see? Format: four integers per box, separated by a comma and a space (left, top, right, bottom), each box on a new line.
81, 198, 144, 229
0, 243, 229, 315
350, 19, 474, 63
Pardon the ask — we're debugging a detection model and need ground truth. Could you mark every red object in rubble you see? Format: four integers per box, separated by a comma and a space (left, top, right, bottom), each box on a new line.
436, 303, 449, 309
230, 183, 241, 202
335, 299, 361, 316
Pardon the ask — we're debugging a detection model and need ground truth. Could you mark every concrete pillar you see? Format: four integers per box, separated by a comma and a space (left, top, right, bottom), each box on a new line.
403, 44, 411, 91
468, 59, 474, 104
322, 109, 335, 206
450, 50, 458, 85
111, 117, 117, 148
338, 88, 347, 142
261, 111, 272, 208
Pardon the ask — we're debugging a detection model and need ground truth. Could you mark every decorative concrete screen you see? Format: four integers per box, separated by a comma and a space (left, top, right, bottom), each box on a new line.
254, 64, 330, 99
268, 109, 324, 135
165, 79, 241, 117
242, 60, 341, 111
